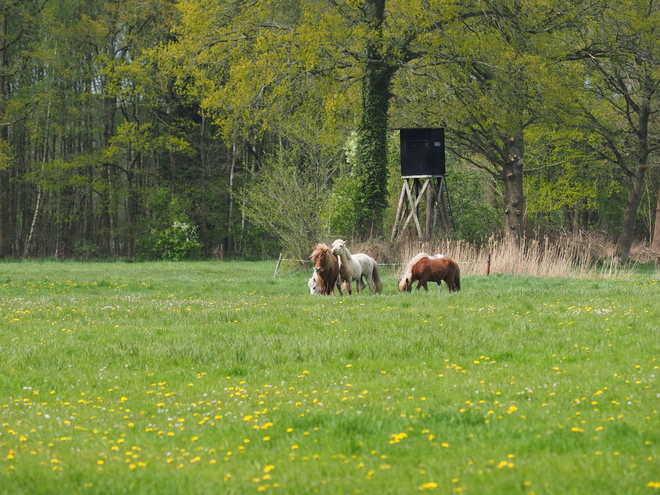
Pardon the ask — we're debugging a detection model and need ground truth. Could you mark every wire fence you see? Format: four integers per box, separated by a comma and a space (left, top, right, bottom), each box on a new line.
274, 253, 492, 276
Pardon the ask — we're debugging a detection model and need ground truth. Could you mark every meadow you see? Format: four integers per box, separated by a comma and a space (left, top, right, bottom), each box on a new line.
0, 260, 658, 494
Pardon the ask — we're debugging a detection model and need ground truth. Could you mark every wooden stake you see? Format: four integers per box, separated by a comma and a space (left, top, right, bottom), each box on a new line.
274, 253, 283, 276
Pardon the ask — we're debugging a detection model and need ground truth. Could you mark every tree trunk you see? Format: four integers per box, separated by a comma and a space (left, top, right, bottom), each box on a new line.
616, 163, 646, 262
616, 96, 651, 263
23, 97, 52, 259
126, 163, 137, 259
225, 139, 237, 256
99, 90, 117, 257
23, 189, 43, 259
651, 190, 660, 256
503, 135, 525, 246
0, 13, 8, 257
98, 164, 111, 256
355, 0, 394, 238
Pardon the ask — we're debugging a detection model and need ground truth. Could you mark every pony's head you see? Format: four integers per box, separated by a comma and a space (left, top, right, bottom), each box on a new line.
308, 271, 320, 295
331, 239, 346, 256
398, 275, 412, 292
398, 253, 429, 292
311, 243, 330, 272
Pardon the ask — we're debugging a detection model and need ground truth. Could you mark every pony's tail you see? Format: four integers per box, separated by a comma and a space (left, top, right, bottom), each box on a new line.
372, 264, 383, 294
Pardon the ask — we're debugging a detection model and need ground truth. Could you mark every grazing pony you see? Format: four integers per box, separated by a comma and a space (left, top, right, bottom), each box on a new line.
310, 243, 343, 295
398, 252, 461, 292
331, 239, 382, 295
308, 271, 320, 295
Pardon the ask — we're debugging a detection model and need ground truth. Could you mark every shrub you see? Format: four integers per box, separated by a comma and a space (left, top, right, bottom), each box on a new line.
137, 221, 202, 261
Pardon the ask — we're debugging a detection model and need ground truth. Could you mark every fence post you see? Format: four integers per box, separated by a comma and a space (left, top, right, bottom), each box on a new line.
274, 253, 283, 276
486, 253, 491, 275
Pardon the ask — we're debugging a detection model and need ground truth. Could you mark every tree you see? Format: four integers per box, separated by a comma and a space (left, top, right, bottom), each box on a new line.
392, 0, 595, 245
570, 0, 660, 261
0, 0, 50, 257
168, 0, 490, 239
353, 0, 394, 237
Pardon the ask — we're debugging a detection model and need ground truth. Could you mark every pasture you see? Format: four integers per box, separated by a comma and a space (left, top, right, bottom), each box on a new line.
0, 260, 658, 494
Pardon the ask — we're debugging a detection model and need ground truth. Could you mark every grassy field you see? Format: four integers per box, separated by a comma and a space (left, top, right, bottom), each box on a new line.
1, 260, 659, 494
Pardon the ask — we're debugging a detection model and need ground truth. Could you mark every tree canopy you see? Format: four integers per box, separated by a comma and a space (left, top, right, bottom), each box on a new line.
0, 0, 658, 260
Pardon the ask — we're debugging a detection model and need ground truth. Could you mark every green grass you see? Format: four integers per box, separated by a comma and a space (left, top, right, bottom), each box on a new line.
1, 261, 659, 494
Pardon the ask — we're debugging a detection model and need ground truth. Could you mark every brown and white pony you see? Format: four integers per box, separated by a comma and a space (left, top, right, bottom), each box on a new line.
398, 253, 461, 292
310, 243, 343, 295
331, 239, 382, 295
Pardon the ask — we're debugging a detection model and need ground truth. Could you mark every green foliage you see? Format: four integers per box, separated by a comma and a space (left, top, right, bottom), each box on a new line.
136, 221, 202, 261
5, 0, 660, 262
449, 167, 503, 245
0, 138, 14, 171
136, 189, 202, 260
239, 149, 335, 262
328, 170, 360, 236
106, 122, 194, 160
72, 239, 101, 260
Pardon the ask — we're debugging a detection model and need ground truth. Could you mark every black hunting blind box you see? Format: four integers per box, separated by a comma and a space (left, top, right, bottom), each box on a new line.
399, 127, 445, 177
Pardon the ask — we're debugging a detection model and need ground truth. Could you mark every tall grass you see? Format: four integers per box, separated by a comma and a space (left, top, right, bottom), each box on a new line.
0, 260, 658, 494
394, 233, 639, 278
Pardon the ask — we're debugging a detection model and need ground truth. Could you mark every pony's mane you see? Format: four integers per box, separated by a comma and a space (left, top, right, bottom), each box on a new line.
311, 243, 339, 271
311, 243, 330, 260
402, 252, 430, 278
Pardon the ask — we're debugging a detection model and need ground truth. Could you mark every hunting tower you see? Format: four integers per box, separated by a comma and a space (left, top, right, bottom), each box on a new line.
391, 128, 453, 241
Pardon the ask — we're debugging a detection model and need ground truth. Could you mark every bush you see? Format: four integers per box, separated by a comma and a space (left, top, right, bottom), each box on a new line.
137, 222, 202, 261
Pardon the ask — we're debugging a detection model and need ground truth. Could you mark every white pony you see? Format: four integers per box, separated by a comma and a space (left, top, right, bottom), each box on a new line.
331, 239, 383, 295
308, 271, 320, 295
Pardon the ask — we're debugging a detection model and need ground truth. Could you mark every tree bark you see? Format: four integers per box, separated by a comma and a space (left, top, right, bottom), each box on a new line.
503, 134, 525, 246
616, 163, 647, 262
0, 13, 8, 257
615, 94, 651, 263
23, 96, 52, 259
651, 190, 660, 256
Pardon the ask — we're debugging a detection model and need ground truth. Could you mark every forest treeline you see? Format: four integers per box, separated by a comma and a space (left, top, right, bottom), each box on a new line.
1, 0, 659, 262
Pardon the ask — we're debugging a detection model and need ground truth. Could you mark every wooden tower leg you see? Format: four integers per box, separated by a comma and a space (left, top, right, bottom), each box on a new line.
392, 178, 429, 241
391, 181, 408, 242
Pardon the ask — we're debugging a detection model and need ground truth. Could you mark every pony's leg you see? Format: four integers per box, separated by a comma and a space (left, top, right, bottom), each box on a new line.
358, 275, 368, 293
437, 282, 443, 292
362, 275, 372, 293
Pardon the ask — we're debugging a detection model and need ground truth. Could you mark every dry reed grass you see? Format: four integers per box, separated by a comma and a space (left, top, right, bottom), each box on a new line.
392, 233, 640, 279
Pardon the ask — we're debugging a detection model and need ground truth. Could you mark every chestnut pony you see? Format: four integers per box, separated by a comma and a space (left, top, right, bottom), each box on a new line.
310, 243, 343, 295
398, 252, 461, 292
